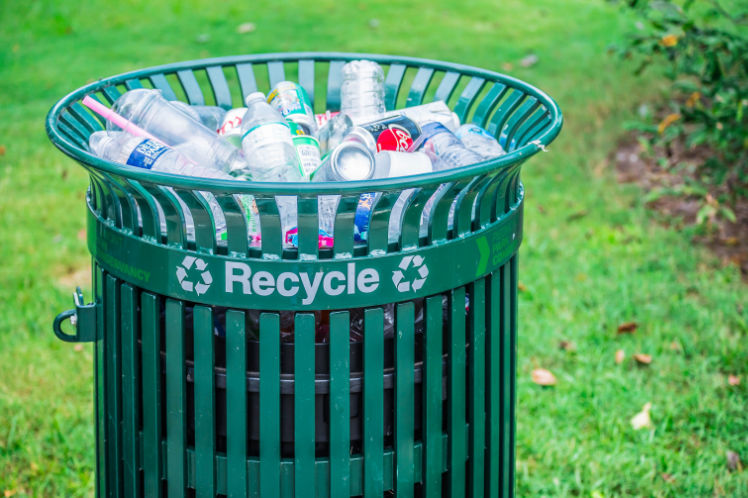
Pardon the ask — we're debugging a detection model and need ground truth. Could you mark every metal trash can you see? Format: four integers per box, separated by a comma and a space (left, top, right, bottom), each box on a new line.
47, 52, 562, 497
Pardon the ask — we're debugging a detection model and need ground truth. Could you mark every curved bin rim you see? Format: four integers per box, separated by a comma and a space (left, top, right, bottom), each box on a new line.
46, 51, 563, 195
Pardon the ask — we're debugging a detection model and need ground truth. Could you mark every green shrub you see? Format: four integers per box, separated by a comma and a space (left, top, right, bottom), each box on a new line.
615, 0, 747, 216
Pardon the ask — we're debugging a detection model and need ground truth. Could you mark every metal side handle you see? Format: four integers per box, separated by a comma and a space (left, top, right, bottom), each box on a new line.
53, 287, 97, 342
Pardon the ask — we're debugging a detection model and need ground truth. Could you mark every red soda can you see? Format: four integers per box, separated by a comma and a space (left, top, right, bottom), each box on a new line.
360, 115, 421, 152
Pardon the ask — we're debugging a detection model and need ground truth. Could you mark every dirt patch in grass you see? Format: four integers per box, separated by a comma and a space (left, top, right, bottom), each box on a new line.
614, 138, 748, 278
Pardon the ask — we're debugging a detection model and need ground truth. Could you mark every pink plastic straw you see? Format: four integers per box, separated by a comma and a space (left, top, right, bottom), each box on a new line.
82, 95, 162, 143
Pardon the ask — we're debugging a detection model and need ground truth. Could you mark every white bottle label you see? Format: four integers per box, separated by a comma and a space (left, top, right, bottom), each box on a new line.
241, 122, 292, 149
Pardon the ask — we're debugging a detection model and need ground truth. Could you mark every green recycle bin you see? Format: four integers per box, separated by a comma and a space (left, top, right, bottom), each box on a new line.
47, 52, 562, 497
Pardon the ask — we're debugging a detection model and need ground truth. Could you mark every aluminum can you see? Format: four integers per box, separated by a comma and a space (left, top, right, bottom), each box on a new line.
267, 81, 317, 135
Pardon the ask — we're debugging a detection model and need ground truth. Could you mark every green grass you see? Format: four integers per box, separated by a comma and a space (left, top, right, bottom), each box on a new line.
0, 0, 746, 496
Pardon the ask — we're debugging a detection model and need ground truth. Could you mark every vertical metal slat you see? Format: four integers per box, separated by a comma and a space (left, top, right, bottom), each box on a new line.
326, 60, 345, 111
469, 278, 486, 498
268, 61, 286, 88
121, 284, 140, 498
236, 63, 259, 98
226, 310, 248, 498
194, 306, 216, 497
363, 308, 384, 497
298, 59, 315, 108
395, 302, 415, 497
423, 296, 443, 497
94, 266, 107, 498
259, 313, 281, 496
176, 69, 206, 105
487, 273, 501, 498
329, 311, 351, 498
384, 64, 407, 111
295, 313, 316, 493
405, 67, 435, 107
105, 275, 123, 497
206, 65, 234, 108
141, 292, 163, 497
449, 287, 467, 497
165, 299, 187, 496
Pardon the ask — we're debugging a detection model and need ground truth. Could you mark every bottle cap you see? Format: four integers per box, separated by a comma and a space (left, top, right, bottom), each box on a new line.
245, 92, 266, 106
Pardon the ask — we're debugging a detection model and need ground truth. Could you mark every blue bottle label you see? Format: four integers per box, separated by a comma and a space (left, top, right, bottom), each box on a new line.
354, 192, 377, 242
126, 139, 169, 169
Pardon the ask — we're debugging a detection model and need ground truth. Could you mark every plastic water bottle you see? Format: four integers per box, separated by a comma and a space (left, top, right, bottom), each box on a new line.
340, 60, 386, 122
372, 101, 461, 132
317, 113, 355, 156
411, 122, 484, 171
107, 89, 248, 176
171, 101, 228, 131
89, 131, 263, 245
455, 123, 505, 159
240, 92, 303, 182
241, 92, 304, 238
89, 130, 236, 180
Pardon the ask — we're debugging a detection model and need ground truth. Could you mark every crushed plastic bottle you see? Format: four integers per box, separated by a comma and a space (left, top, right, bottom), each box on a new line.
455, 123, 505, 158
410, 122, 484, 171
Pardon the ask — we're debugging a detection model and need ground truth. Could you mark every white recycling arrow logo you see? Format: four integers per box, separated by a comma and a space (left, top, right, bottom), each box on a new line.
392, 255, 429, 293
176, 255, 213, 296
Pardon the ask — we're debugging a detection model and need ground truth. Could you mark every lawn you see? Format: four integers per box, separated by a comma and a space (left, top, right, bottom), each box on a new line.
0, 0, 746, 496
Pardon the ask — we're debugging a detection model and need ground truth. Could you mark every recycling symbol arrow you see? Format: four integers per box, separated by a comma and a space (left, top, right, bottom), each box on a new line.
176, 255, 213, 296
392, 255, 429, 293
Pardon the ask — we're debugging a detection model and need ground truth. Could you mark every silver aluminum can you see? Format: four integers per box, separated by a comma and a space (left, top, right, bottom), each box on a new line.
312, 141, 375, 182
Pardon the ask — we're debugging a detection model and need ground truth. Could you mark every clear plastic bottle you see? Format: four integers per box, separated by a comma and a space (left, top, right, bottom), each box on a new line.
411, 122, 484, 171
340, 60, 386, 122
107, 89, 248, 176
88, 130, 236, 241
240, 92, 303, 182
241, 92, 304, 238
455, 123, 505, 159
171, 101, 228, 131
368, 101, 461, 131
317, 113, 355, 156
89, 130, 236, 180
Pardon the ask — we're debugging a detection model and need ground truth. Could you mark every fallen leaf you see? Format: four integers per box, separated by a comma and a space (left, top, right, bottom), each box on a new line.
4, 490, 17, 498
685, 91, 701, 108
617, 321, 638, 333
0, 145, 6, 156
657, 113, 681, 135
615, 349, 625, 364
661, 473, 675, 483
74, 344, 84, 352
566, 210, 588, 221
77, 228, 86, 241
501, 62, 514, 72
575, 273, 588, 282
633, 353, 652, 365
669, 341, 681, 352
518, 282, 527, 292
631, 402, 653, 430
236, 22, 256, 34
520, 54, 539, 68
559, 340, 576, 351
728, 375, 740, 386
660, 34, 679, 47
531, 368, 556, 386
726, 450, 742, 472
